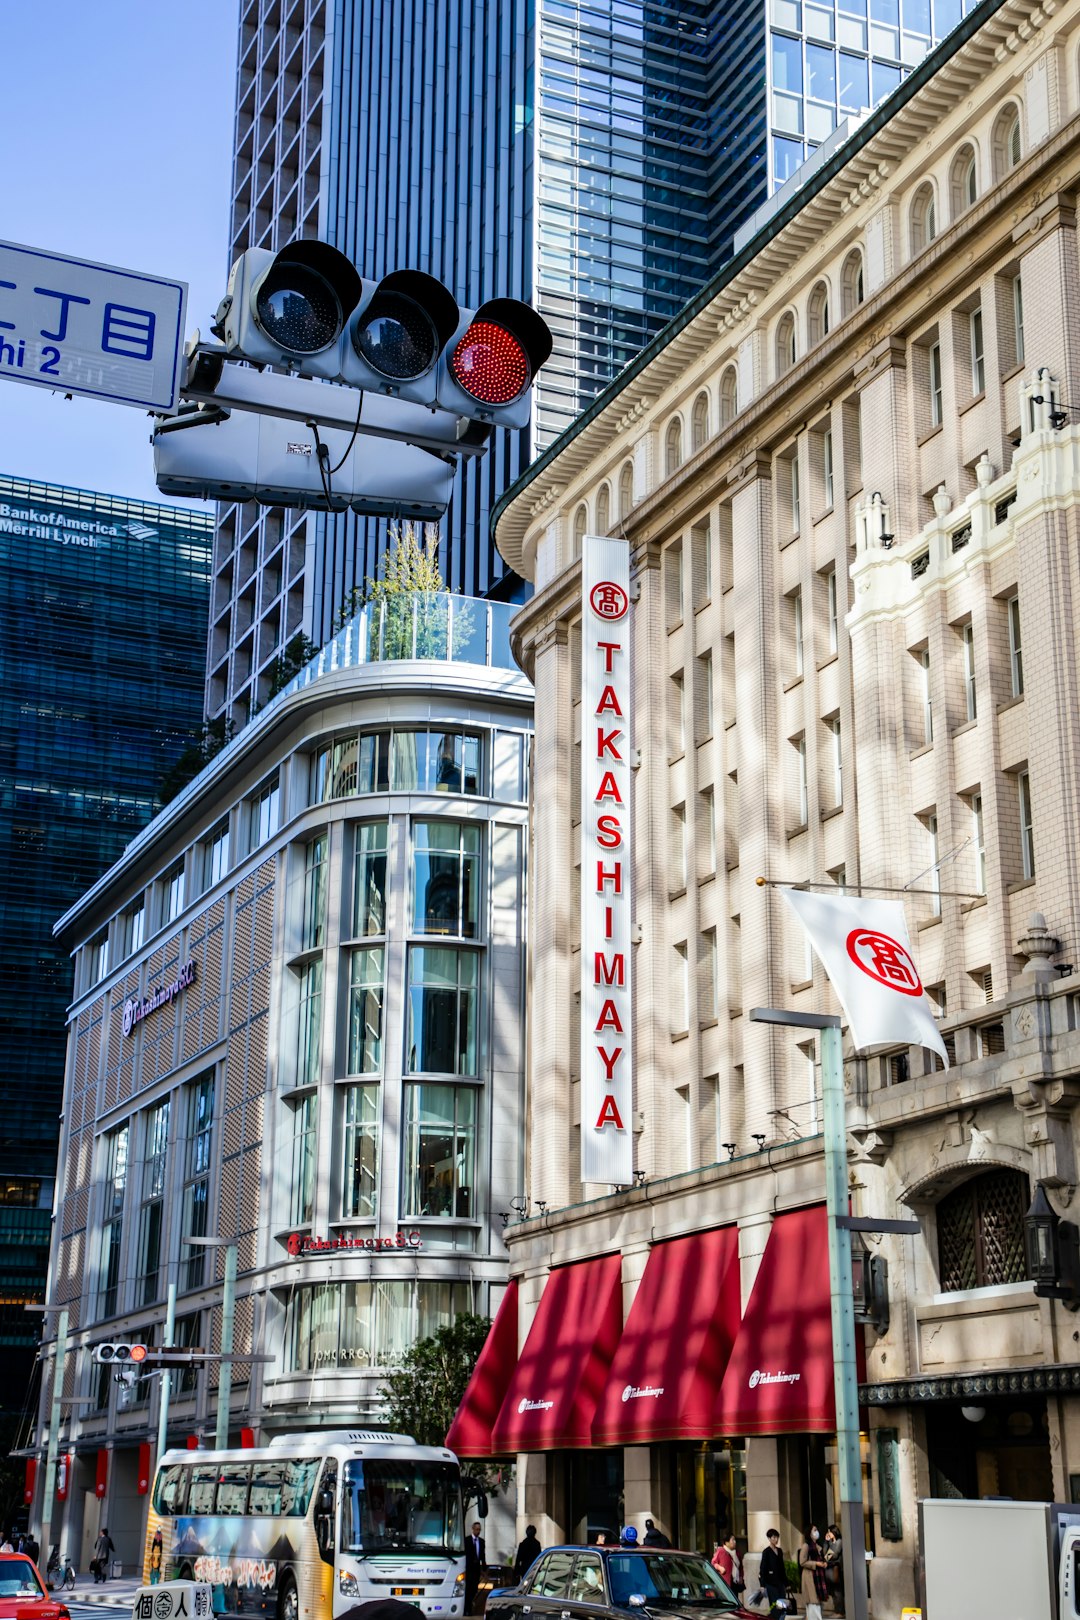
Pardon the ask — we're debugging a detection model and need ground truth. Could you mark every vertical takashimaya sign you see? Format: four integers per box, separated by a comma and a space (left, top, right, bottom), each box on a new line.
581, 534, 633, 1185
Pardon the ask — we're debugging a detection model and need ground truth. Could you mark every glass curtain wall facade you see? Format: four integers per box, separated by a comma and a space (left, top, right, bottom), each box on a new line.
0, 475, 210, 1411
210, 0, 976, 723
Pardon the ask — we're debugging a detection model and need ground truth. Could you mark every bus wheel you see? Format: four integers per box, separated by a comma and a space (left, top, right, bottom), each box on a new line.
278, 1578, 298, 1620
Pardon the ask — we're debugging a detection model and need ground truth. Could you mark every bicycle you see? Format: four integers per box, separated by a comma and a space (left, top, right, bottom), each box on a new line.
46, 1552, 76, 1592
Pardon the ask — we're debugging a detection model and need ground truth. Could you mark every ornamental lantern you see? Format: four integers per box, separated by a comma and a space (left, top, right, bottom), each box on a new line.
1024, 1180, 1080, 1310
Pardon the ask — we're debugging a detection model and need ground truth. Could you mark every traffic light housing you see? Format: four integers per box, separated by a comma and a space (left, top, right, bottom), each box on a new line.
435, 298, 553, 430
214, 241, 363, 377
341, 270, 461, 405
92, 1343, 149, 1365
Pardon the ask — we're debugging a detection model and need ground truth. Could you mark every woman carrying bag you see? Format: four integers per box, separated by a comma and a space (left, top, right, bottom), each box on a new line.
797, 1525, 828, 1620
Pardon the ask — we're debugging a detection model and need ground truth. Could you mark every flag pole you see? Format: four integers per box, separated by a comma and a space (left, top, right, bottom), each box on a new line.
750, 1008, 868, 1620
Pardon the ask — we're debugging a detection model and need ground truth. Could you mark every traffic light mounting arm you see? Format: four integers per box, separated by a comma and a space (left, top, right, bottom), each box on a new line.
179, 344, 492, 458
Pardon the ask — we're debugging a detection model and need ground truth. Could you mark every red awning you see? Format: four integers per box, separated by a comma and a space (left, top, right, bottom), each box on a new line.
446, 1281, 519, 1458
491, 1254, 622, 1452
592, 1227, 740, 1445
713, 1205, 836, 1436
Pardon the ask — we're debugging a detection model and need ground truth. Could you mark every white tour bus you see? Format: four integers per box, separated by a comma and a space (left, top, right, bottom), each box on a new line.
145, 1430, 481, 1620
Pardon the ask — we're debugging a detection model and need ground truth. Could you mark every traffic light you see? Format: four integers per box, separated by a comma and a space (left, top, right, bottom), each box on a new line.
214, 240, 363, 377
91, 1343, 149, 1365
340, 270, 461, 405
435, 298, 553, 431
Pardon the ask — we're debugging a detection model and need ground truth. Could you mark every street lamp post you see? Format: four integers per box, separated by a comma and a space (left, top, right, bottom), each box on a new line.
750, 1008, 868, 1620
185, 1238, 237, 1449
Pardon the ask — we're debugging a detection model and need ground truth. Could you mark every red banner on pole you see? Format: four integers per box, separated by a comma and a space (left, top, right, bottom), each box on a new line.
95, 1449, 108, 1499
137, 1442, 151, 1495
23, 1459, 35, 1507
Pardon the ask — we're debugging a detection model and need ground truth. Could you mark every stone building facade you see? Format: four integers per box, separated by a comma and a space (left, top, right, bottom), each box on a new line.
36, 600, 530, 1575
470, 1, 1080, 1612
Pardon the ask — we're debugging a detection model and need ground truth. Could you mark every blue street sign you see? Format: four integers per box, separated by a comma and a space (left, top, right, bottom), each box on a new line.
0, 240, 187, 412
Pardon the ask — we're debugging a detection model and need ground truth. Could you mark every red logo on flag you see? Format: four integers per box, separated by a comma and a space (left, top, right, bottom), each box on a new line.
845, 929, 922, 996
590, 581, 628, 621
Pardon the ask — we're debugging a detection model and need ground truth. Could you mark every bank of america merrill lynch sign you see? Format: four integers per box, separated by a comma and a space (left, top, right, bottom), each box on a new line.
581, 535, 634, 1185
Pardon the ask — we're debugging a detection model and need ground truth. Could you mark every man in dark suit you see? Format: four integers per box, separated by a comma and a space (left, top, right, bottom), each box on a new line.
465, 1520, 487, 1614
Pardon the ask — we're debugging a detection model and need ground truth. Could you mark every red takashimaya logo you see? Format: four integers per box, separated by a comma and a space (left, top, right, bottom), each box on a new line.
590, 580, 628, 621
845, 929, 922, 996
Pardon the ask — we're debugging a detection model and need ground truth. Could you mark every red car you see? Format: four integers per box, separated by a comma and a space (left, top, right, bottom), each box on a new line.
0, 1555, 71, 1620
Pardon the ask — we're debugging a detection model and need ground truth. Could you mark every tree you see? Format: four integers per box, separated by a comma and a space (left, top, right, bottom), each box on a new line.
333, 524, 475, 661
381, 1313, 506, 1491
157, 715, 235, 807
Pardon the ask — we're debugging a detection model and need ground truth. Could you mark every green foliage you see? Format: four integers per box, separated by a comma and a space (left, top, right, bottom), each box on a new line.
264, 633, 320, 701
381, 1312, 503, 1490
333, 523, 475, 662
158, 715, 235, 807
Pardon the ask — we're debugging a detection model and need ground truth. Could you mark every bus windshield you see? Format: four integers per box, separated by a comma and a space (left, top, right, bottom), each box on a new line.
341, 1459, 464, 1556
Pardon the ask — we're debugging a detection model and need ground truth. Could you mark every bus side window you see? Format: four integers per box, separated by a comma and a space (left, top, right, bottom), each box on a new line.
155, 1464, 190, 1516
315, 1462, 337, 1563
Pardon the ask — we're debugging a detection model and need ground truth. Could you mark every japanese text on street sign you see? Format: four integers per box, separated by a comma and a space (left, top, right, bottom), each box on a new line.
0, 240, 186, 412
581, 533, 634, 1186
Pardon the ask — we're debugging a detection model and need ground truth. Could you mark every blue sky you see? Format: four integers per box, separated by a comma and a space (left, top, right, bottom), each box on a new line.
0, 4, 238, 508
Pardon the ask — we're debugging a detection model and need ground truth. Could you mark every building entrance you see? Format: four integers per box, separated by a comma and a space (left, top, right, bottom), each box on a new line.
926, 1397, 1052, 1500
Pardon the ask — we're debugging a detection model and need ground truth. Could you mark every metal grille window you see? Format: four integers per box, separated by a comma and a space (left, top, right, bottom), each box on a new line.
99, 1123, 129, 1317
412, 823, 480, 937
937, 1169, 1030, 1291
182, 1074, 214, 1290
406, 947, 478, 1075
136, 1099, 170, 1307
403, 1084, 476, 1218
291, 1093, 317, 1226
353, 822, 388, 936
347, 948, 384, 1074
341, 1083, 379, 1218
302, 835, 328, 950
296, 959, 323, 1086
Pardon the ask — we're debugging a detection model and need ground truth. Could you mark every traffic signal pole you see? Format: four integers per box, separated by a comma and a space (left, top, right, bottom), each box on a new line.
156, 1283, 177, 1467
38, 1307, 68, 1575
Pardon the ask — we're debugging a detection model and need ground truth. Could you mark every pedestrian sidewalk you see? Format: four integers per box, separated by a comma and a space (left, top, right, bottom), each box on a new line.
64, 1575, 143, 1607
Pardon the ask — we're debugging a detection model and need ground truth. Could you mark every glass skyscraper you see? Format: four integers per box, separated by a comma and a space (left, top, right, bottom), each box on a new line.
209, 0, 979, 722
0, 477, 211, 1415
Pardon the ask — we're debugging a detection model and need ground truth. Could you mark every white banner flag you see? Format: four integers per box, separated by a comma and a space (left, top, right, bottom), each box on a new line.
781, 888, 948, 1065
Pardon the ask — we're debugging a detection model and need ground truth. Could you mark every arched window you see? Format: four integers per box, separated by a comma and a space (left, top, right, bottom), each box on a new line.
911, 182, 938, 254
840, 251, 864, 317
691, 391, 710, 454
950, 142, 978, 219
720, 365, 739, 428
596, 483, 611, 535
936, 1167, 1030, 1291
808, 280, 831, 345
665, 416, 683, 477
572, 503, 587, 559
619, 460, 634, 521
775, 311, 797, 378
992, 102, 1022, 180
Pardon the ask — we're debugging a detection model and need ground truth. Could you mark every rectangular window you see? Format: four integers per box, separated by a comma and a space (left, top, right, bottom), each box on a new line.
670, 804, 687, 891
792, 587, 805, 677
165, 862, 186, 923
664, 537, 683, 630
929, 341, 943, 427
403, 1084, 476, 1218
927, 813, 941, 917
1019, 769, 1035, 879
823, 428, 834, 508
348, 948, 385, 1074
353, 822, 388, 936
296, 959, 323, 1086
182, 1074, 214, 1290
291, 1093, 317, 1226
791, 458, 801, 534
91, 933, 110, 985
413, 823, 480, 937
342, 1084, 379, 1219
828, 717, 843, 806
385, 730, 481, 795
137, 1100, 170, 1307
100, 1124, 129, 1317
691, 519, 712, 604
123, 901, 145, 958
1007, 594, 1023, 697
328, 736, 359, 798
1013, 275, 1025, 365
251, 776, 280, 848
826, 566, 838, 654
669, 671, 686, 758
697, 650, 714, 741
971, 793, 986, 895
673, 941, 689, 1031
970, 308, 985, 395
407, 947, 478, 1075
302, 835, 328, 950
796, 735, 809, 825
206, 823, 230, 889
962, 622, 977, 721
700, 927, 718, 1023
699, 786, 716, 877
